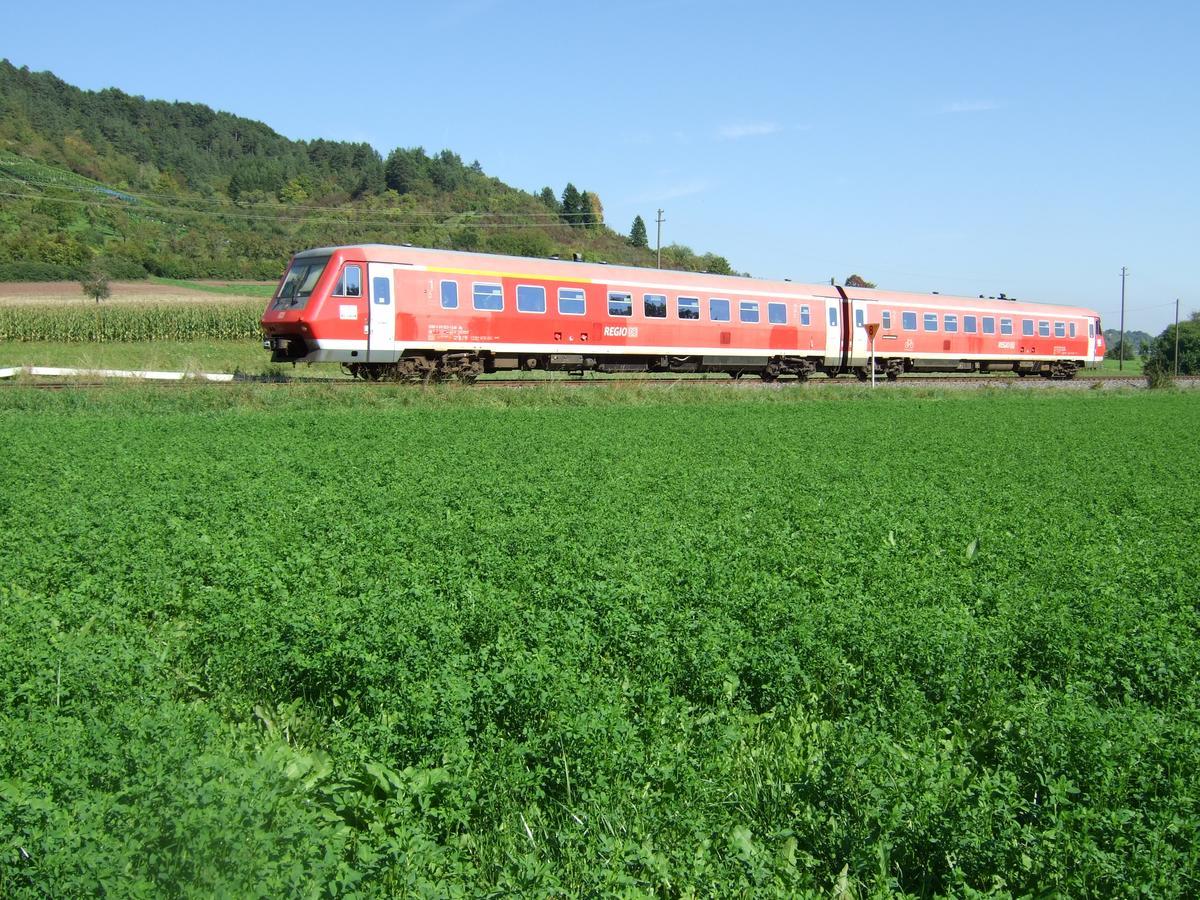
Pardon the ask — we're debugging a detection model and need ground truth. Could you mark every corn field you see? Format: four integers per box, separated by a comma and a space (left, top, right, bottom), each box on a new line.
0, 302, 263, 342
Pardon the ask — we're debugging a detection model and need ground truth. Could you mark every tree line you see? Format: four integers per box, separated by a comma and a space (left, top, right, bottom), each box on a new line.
0, 59, 734, 281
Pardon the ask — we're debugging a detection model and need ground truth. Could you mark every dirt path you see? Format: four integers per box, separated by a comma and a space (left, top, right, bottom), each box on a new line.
0, 281, 272, 306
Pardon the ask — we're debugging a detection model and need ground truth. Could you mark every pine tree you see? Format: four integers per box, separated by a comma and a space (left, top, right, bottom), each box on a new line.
560, 183, 582, 226
629, 215, 648, 248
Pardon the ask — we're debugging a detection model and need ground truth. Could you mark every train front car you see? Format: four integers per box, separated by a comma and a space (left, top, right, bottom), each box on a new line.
261, 245, 837, 382
261, 248, 372, 369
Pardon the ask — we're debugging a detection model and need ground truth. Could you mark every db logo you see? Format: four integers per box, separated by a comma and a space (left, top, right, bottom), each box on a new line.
603, 326, 639, 338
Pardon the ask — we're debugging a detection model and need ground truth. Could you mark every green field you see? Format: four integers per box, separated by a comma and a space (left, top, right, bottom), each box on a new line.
1, 386, 1198, 896
0, 302, 263, 343
1090, 357, 1146, 375
146, 278, 276, 298
0, 340, 321, 379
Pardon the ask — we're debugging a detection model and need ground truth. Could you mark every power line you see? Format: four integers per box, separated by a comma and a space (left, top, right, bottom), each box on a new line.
0, 189, 605, 229
1119, 266, 1128, 371
656, 209, 665, 269
1092, 299, 1177, 315
0, 172, 575, 218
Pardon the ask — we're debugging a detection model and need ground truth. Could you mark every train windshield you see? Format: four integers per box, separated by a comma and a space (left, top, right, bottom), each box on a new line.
272, 256, 330, 310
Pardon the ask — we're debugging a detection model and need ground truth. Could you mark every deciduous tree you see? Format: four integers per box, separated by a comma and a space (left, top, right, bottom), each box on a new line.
845, 274, 876, 288
80, 267, 110, 303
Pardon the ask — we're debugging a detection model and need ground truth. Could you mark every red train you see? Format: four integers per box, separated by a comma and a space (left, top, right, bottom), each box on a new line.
261, 245, 1105, 381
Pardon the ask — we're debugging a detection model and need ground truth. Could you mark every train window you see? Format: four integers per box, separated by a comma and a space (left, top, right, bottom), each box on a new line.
644, 294, 667, 318
944, 314, 958, 333
473, 283, 503, 311
517, 284, 546, 313
1088, 321, 1095, 338
1054, 321, 1065, 338
608, 292, 633, 317
829, 306, 838, 326
983, 317, 996, 335
1070, 322, 1077, 338
881, 311, 891, 330
964, 315, 977, 334
1022, 319, 1035, 336
1039, 321, 1050, 337
439, 280, 458, 309
801, 305, 811, 326
710, 298, 731, 322
768, 302, 787, 324
558, 287, 585, 315
739, 301, 760, 323
273, 255, 329, 310
855, 308, 865, 327
902, 311, 917, 330
678, 297, 700, 319
334, 265, 362, 297
923, 313, 938, 332
1001, 318, 1013, 335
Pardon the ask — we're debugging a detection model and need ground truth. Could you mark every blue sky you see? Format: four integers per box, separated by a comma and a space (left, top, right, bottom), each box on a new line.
5, 1, 1197, 332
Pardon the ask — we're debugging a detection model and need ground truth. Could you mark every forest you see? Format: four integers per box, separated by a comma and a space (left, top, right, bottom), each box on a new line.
0, 60, 734, 281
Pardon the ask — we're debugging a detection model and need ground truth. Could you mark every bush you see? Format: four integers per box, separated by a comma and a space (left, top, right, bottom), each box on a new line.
1144, 357, 1175, 389
0, 261, 79, 281
100, 256, 149, 280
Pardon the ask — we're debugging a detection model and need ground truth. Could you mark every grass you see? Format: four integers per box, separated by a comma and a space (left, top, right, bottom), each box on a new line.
0, 339, 331, 377
147, 277, 275, 298
1090, 356, 1146, 375
1, 386, 1197, 895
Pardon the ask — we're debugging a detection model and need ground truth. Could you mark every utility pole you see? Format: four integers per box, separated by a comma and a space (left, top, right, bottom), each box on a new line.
1119, 266, 1128, 370
655, 209, 665, 268
1175, 298, 1181, 376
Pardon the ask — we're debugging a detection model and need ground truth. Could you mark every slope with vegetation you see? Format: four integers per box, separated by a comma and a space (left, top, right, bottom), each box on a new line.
0, 59, 733, 282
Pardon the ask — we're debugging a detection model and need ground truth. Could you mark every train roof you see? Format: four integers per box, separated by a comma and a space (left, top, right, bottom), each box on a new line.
292, 244, 1101, 319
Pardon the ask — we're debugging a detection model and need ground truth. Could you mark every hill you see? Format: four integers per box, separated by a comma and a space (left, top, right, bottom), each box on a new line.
1103, 329, 1153, 359
0, 60, 733, 281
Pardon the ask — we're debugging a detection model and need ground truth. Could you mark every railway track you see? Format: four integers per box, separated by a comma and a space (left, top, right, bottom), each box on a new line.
3, 370, 1197, 391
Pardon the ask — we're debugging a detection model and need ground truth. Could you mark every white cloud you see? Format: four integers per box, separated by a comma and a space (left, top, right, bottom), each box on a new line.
628, 179, 712, 204
717, 122, 781, 140
939, 100, 1003, 114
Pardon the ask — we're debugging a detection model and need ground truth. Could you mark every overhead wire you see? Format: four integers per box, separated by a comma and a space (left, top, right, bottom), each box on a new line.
0, 185, 604, 229
0, 166, 576, 217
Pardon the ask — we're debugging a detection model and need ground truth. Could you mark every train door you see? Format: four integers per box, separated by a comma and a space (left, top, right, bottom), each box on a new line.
850, 302, 870, 367
1087, 317, 1098, 361
823, 300, 841, 367
367, 263, 397, 363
